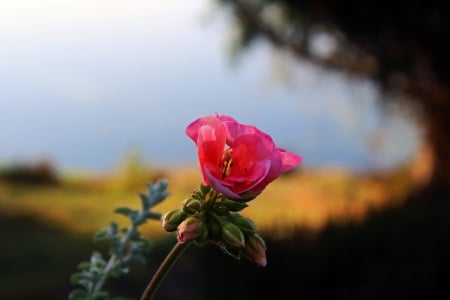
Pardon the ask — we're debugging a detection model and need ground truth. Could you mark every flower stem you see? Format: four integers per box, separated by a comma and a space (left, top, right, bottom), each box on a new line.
208, 190, 219, 209
140, 241, 190, 300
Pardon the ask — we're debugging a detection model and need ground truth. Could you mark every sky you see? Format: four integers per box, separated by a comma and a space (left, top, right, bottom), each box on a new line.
0, 0, 422, 173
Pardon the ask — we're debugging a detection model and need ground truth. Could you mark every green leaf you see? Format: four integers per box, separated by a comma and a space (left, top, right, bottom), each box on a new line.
69, 179, 171, 300
92, 291, 110, 299
109, 222, 119, 234
144, 179, 169, 207
109, 265, 130, 278
129, 211, 140, 224
93, 230, 109, 242
69, 289, 89, 300
90, 251, 106, 268
115, 207, 136, 217
70, 273, 83, 284
77, 261, 91, 270
139, 192, 150, 209
94, 225, 122, 249
77, 278, 92, 290
143, 211, 162, 220
129, 253, 147, 265
135, 238, 151, 251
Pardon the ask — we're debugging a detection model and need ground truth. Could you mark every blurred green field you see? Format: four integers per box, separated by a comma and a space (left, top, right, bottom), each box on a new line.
0, 164, 414, 239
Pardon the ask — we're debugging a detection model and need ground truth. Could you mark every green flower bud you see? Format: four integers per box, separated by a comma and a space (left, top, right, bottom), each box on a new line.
182, 198, 202, 215
221, 222, 245, 248
211, 204, 229, 215
230, 213, 257, 234
177, 216, 206, 243
208, 216, 222, 238
191, 190, 202, 200
243, 234, 267, 267
161, 209, 186, 232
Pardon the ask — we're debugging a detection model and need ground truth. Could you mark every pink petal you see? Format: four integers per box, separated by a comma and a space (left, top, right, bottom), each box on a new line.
186, 115, 225, 143
202, 166, 242, 199
197, 125, 226, 166
279, 149, 303, 174
226, 159, 271, 194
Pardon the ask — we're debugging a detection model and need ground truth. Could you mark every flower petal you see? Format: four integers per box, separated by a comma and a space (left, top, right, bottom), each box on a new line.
202, 166, 242, 199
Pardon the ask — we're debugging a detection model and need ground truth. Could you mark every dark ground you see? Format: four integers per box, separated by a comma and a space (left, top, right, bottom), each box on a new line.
1, 185, 449, 300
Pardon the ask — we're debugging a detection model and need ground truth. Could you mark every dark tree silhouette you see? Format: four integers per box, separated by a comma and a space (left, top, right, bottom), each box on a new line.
218, 0, 450, 189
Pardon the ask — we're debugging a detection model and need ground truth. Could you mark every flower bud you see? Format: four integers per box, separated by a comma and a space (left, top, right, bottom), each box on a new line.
161, 209, 186, 232
243, 234, 267, 267
221, 222, 245, 248
190, 189, 202, 200
182, 198, 201, 215
177, 217, 206, 244
230, 213, 256, 234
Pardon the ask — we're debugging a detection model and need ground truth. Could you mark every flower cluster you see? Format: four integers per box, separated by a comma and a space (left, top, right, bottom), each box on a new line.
162, 113, 302, 266
70, 113, 302, 300
162, 184, 267, 266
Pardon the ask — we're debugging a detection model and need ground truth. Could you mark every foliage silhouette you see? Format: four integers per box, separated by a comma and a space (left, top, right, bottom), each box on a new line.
218, 0, 450, 187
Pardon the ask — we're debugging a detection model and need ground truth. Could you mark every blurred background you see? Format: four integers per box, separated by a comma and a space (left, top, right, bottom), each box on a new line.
1, 0, 449, 299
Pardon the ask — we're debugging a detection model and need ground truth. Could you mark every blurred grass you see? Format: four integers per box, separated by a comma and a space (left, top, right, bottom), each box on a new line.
0, 163, 415, 239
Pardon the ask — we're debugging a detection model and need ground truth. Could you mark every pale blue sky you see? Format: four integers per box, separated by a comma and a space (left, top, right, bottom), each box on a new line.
0, 0, 421, 172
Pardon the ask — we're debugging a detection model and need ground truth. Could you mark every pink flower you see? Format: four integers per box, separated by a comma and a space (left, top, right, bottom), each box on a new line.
186, 113, 302, 200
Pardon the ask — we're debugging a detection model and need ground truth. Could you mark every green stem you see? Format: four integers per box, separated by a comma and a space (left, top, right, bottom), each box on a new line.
208, 190, 219, 209
140, 241, 190, 300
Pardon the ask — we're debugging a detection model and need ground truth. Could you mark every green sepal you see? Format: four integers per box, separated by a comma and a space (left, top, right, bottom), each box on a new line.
196, 223, 209, 243
221, 243, 242, 260
221, 199, 248, 212
221, 222, 245, 248
199, 183, 211, 195
230, 213, 257, 233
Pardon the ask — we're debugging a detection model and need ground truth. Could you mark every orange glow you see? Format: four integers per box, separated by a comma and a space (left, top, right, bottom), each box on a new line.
0, 163, 417, 239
